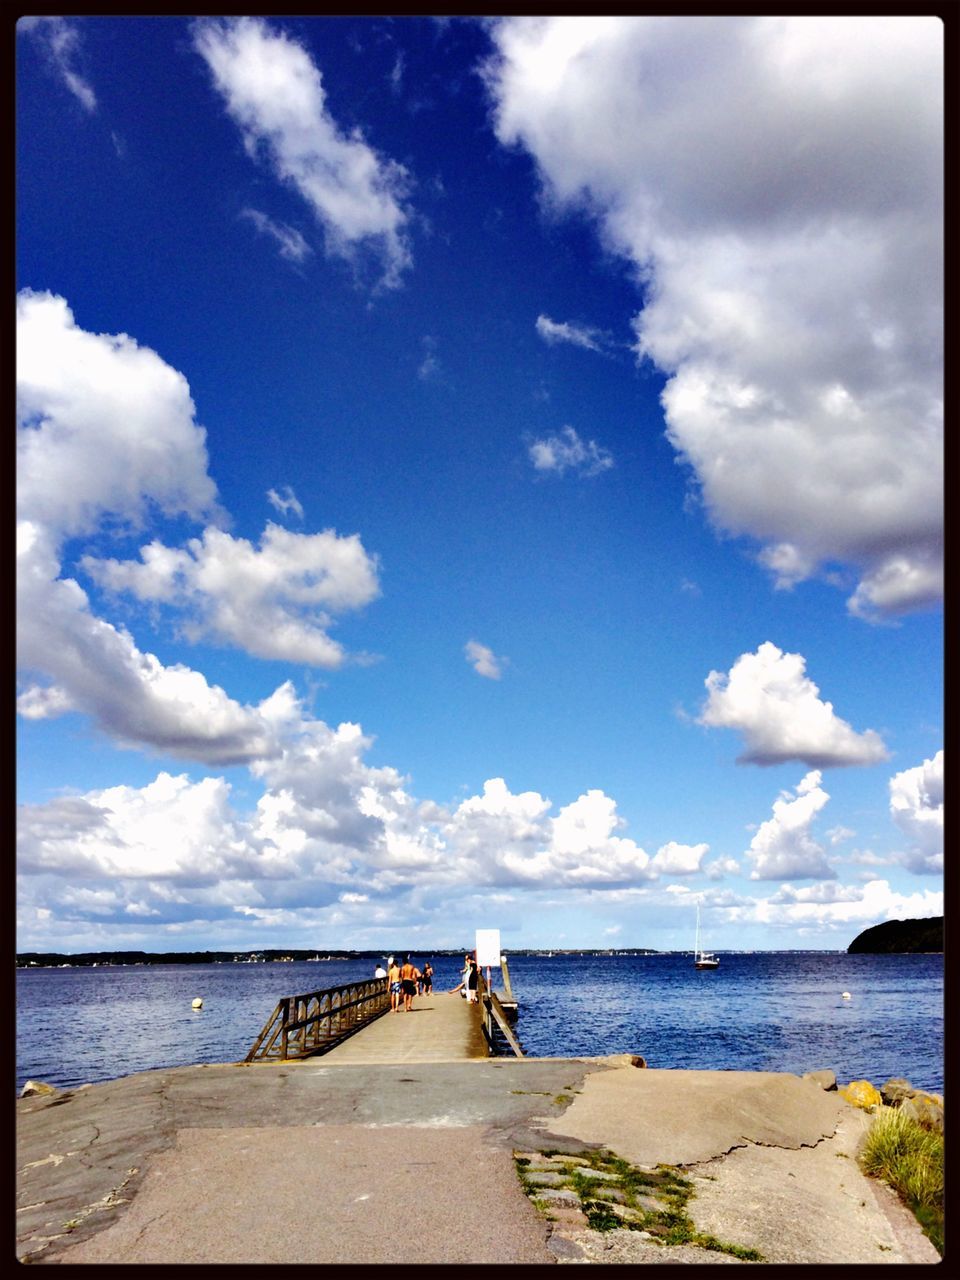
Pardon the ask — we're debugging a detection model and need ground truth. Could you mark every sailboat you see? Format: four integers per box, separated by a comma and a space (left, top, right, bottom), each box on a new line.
694, 901, 720, 970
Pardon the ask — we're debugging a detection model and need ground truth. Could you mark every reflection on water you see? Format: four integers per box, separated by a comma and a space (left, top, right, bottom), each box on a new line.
16, 952, 942, 1094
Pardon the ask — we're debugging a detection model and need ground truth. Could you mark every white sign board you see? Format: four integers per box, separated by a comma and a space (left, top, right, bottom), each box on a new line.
475, 929, 501, 967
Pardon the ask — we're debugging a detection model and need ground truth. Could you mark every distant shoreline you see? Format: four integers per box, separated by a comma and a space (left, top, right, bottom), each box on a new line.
16, 948, 660, 968
16, 946, 942, 969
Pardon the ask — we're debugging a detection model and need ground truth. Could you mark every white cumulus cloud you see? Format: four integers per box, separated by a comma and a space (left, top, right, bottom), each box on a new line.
486, 16, 943, 619
17, 526, 288, 764
17, 290, 220, 542
889, 750, 943, 874
745, 770, 834, 880
465, 640, 506, 680
17, 773, 247, 880
528, 425, 613, 477
650, 841, 710, 875
17, 752, 682, 943
698, 641, 888, 767
17, 291, 378, 757
83, 523, 380, 668
730, 877, 942, 935
194, 16, 412, 287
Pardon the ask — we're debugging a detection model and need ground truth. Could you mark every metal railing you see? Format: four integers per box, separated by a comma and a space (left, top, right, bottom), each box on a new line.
245, 977, 390, 1061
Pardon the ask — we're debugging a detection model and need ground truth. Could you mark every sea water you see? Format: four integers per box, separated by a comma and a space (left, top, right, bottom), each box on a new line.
15, 951, 943, 1095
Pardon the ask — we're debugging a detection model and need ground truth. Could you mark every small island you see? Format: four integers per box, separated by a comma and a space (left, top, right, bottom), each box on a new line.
848, 917, 943, 954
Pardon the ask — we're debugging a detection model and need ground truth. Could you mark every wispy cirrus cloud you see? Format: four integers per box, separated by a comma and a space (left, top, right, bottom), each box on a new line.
535, 313, 606, 352
241, 209, 312, 262
418, 335, 442, 381
193, 16, 412, 287
20, 17, 97, 113
267, 485, 305, 519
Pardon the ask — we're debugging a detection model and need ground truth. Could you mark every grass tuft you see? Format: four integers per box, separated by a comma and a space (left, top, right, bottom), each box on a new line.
584, 1202, 621, 1232
859, 1106, 943, 1256
513, 1147, 764, 1260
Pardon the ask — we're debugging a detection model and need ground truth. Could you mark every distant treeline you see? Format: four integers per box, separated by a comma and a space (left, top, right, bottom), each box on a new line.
18, 949, 440, 968
17, 946, 660, 968
847, 917, 943, 954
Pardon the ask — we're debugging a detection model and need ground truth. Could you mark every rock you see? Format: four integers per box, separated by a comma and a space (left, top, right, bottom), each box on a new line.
880, 1077, 913, 1107
20, 1080, 57, 1098
839, 1080, 881, 1110
534, 1189, 583, 1206
900, 1092, 944, 1131
547, 1234, 588, 1260
584, 1186, 628, 1203
803, 1070, 837, 1091
525, 1170, 568, 1186
609, 1204, 647, 1224
634, 1194, 664, 1214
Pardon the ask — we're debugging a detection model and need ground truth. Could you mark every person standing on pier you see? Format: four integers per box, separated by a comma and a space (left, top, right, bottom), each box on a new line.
420, 960, 433, 995
399, 955, 419, 1012
450, 954, 478, 1002
388, 956, 402, 1013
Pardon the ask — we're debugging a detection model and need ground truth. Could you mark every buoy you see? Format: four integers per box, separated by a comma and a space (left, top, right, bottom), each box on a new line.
842, 992, 851, 1000
192, 997, 203, 1009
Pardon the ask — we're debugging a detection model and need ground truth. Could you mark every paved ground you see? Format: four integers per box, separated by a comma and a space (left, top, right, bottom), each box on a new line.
16, 1055, 939, 1265
48, 1125, 552, 1265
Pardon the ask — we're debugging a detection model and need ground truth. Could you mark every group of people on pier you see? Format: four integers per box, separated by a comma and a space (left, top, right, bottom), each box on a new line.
376, 955, 435, 1012
374, 952, 479, 1011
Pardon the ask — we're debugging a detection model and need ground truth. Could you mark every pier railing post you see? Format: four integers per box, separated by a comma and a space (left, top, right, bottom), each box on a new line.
500, 955, 514, 1002
280, 996, 290, 1060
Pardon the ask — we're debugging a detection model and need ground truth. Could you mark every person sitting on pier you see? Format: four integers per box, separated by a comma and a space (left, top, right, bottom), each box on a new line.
388, 956, 402, 1013
399, 956, 419, 1012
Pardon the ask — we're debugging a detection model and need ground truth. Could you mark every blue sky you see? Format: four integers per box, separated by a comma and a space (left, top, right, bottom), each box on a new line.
16, 16, 943, 954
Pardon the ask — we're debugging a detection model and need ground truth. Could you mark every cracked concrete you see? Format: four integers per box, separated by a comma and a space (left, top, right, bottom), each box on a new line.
16, 1058, 939, 1265
536, 1066, 939, 1265
544, 1066, 848, 1166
